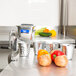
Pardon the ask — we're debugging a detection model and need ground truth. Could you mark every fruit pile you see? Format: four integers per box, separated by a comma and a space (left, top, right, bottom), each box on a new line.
37, 49, 68, 67
35, 28, 56, 37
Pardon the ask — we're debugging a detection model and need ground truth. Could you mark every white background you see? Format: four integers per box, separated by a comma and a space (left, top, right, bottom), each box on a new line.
0, 0, 60, 26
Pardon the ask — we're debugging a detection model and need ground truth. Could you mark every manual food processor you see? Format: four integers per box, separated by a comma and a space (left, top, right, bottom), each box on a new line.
9, 24, 35, 61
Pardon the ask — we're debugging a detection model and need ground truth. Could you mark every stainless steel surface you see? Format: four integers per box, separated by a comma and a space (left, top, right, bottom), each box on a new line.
33, 42, 40, 55
59, 0, 76, 40
9, 30, 19, 61
8, 24, 35, 60
0, 49, 11, 70
0, 26, 17, 45
66, 26, 76, 39
0, 48, 76, 76
33, 42, 58, 55
33, 42, 50, 55
59, 26, 76, 40
9, 30, 18, 50
17, 24, 34, 38
59, 0, 68, 36
60, 44, 75, 60
18, 41, 30, 57
34, 35, 75, 44
33, 35, 75, 55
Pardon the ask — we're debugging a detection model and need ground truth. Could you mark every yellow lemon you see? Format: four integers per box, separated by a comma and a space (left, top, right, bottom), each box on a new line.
49, 30, 56, 37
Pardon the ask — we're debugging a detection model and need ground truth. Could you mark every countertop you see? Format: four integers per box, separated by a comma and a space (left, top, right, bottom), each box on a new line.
0, 34, 75, 45
0, 48, 76, 76
34, 35, 75, 44
19, 34, 75, 44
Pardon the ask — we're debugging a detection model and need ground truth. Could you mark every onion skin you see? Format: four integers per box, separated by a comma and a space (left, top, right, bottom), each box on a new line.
38, 54, 52, 67
54, 55, 68, 67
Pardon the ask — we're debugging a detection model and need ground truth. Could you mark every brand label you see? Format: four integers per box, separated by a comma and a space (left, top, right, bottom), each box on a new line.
21, 29, 29, 33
